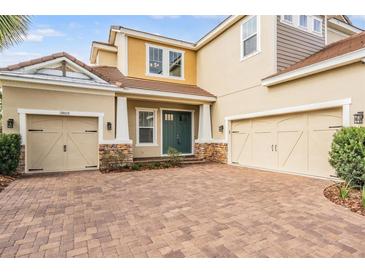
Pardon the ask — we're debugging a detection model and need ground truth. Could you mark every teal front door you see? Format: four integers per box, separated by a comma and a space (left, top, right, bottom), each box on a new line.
162, 110, 192, 154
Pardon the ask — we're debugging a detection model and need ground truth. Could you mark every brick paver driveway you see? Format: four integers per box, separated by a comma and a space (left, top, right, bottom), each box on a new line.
0, 164, 364, 258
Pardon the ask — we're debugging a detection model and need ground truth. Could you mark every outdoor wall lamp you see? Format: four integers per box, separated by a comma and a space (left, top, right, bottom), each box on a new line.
7, 118, 14, 128
107, 122, 112, 130
354, 111, 364, 125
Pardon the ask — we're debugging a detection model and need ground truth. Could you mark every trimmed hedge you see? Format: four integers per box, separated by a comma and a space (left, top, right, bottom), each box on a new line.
329, 127, 365, 187
0, 133, 21, 175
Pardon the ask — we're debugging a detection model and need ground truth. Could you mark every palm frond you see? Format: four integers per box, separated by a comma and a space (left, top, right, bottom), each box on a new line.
0, 15, 31, 50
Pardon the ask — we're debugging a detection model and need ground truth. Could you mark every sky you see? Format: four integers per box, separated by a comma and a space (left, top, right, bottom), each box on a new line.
0, 15, 364, 67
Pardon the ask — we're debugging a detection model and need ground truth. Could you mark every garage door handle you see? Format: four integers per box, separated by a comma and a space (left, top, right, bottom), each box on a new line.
63, 145, 67, 152
271, 145, 274, 151
275, 145, 278, 152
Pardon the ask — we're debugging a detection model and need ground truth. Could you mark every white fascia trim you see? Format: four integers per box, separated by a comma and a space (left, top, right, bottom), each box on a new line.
119, 87, 216, 102
113, 27, 195, 50
0, 73, 119, 92
224, 98, 352, 122
262, 48, 365, 86
17, 108, 105, 117
328, 18, 362, 34
15, 57, 107, 83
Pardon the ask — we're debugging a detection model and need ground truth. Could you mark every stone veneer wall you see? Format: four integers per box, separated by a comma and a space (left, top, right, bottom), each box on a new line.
99, 144, 133, 172
16, 145, 25, 174
194, 142, 228, 163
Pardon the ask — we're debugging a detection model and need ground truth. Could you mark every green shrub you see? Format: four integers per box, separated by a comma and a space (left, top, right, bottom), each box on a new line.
0, 133, 22, 175
131, 163, 141, 171
167, 147, 182, 167
329, 127, 365, 188
338, 182, 351, 200
362, 186, 365, 208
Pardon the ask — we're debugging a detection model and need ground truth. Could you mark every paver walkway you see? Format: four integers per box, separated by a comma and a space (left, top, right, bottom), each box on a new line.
0, 164, 364, 257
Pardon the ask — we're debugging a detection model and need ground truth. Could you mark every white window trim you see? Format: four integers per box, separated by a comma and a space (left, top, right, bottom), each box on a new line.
135, 107, 158, 147
145, 43, 185, 80
280, 15, 323, 37
240, 15, 261, 62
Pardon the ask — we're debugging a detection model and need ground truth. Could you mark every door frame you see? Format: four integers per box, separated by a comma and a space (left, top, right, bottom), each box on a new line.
225, 98, 352, 178
160, 108, 195, 156
18, 108, 105, 173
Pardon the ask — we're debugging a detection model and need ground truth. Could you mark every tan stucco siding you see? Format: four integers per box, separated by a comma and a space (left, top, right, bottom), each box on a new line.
211, 62, 365, 139
96, 50, 117, 67
197, 16, 277, 97
327, 28, 350, 44
126, 99, 199, 158
127, 37, 197, 85
2, 85, 115, 140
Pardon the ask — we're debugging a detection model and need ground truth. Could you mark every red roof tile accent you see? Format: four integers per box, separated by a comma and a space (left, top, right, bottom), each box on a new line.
266, 31, 365, 79
92, 66, 215, 98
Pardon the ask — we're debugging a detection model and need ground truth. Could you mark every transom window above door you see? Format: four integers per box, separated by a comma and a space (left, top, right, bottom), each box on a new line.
240, 15, 260, 61
146, 44, 184, 79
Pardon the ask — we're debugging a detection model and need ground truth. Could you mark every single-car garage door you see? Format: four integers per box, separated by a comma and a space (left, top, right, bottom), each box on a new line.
27, 115, 98, 172
231, 107, 342, 178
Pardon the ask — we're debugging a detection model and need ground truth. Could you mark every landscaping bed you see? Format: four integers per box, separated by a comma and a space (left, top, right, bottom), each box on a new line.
0, 175, 16, 193
324, 184, 365, 217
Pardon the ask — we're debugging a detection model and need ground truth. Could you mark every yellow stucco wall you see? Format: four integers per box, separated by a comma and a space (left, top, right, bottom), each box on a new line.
96, 50, 117, 67
127, 37, 197, 85
1, 83, 116, 140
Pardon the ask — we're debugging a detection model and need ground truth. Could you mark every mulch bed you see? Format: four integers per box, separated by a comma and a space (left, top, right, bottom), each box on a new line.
324, 184, 365, 216
0, 175, 16, 193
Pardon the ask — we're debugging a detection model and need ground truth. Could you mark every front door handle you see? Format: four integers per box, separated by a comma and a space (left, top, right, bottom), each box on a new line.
63, 145, 67, 152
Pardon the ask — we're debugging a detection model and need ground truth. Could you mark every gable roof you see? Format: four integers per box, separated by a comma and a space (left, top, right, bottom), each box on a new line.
262, 31, 365, 86
92, 66, 215, 98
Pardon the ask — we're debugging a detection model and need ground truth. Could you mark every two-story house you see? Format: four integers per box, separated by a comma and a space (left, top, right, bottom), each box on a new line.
0, 15, 363, 179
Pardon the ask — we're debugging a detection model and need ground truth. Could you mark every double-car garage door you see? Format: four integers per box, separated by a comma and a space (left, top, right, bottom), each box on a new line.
231, 107, 342, 178
27, 115, 98, 172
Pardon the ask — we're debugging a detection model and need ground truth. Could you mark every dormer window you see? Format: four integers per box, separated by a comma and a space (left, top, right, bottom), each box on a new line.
313, 18, 321, 33
283, 15, 293, 24
146, 44, 184, 80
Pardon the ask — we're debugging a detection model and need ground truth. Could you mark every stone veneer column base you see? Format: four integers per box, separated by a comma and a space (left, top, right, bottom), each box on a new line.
99, 144, 133, 172
194, 142, 228, 164
16, 145, 26, 174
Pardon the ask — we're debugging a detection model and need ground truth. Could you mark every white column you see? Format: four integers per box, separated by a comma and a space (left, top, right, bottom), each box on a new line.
198, 103, 212, 142
116, 97, 130, 142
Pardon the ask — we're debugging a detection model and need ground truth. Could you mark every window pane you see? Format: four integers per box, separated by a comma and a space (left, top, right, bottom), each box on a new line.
299, 15, 307, 27
139, 111, 154, 127
243, 34, 257, 56
242, 16, 257, 39
284, 15, 292, 22
313, 19, 321, 32
139, 128, 153, 143
149, 47, 163, 75
169, 51, 182, 77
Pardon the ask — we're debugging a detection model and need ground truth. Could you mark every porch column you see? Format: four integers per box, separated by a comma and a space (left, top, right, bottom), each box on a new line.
116, 96, 130, 142
198, 103, 212, 141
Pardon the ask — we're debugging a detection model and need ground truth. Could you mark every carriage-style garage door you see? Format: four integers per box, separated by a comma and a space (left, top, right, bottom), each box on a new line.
231, 107, 342, 178
27, 115, 98, 172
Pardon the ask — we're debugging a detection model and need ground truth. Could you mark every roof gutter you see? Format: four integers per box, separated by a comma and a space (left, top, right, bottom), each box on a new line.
262, 47, 365, 87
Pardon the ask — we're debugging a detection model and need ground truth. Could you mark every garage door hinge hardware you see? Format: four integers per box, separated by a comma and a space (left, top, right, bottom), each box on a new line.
328, 126, 342, 129
85, 165, 97, 168
85, 130, 97, 132
28, 129, 43, 132
28, 168, 43, 171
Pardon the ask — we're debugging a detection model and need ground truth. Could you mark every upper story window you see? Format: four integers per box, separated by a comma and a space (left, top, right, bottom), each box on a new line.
146, 44, 184, 80
283, 15, 293, 24
299, 15, 308, 28
280, 15, 323, 37
241, 16, 260, 60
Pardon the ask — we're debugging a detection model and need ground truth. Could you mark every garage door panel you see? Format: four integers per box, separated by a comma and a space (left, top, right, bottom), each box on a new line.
231, 132, 251, 164
27, 115, 98, 172
252, 131, 276, 169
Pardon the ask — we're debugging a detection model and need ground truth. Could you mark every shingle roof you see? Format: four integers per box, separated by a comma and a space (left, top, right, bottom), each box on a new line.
92, 66, 215, 98
0, 52, 215, 98
266, 31, 365, 79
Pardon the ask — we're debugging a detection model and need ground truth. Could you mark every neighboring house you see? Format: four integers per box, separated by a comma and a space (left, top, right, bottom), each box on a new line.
0, 15, 363, 179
